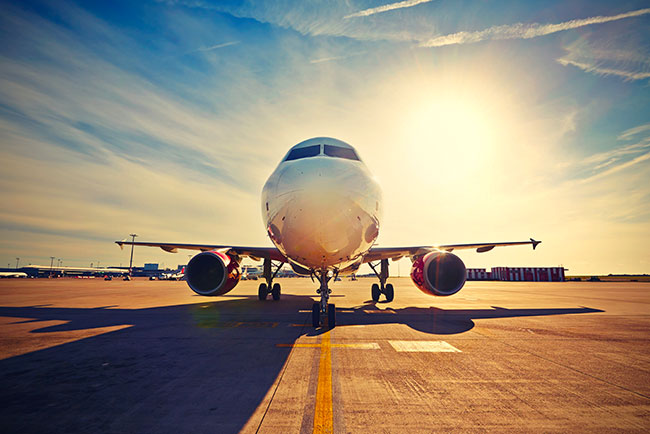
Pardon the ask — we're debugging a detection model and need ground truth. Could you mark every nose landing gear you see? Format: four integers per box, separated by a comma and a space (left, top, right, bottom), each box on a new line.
312, 270, 336, 328
369, 259, 394, 302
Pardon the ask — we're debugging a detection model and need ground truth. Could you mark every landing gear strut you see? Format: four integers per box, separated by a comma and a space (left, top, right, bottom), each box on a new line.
258, 258, 284, 301
368, 259, 394, 302
312, 270, 336, 328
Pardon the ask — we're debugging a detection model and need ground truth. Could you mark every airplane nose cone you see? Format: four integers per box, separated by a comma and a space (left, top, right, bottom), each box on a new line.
266, 157, 380, 268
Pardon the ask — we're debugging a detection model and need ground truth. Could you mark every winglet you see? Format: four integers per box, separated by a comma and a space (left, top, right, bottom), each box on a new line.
116, 239, 125, 250
530, 238, 541, 250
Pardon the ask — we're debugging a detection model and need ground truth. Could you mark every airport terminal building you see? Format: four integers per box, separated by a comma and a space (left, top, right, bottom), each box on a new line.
468, 267, 565, 281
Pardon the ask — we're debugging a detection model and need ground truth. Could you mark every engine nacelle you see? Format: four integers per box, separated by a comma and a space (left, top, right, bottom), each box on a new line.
410, 251, 467, 296
185, 251, 241, 296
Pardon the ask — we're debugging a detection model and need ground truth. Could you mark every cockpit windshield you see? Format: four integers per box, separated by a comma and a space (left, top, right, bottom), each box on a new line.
284, 145, 321, 161
323, 144, 359, 161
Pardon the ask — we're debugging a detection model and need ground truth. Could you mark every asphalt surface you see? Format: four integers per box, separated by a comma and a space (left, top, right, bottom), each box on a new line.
0, 277, 648, 433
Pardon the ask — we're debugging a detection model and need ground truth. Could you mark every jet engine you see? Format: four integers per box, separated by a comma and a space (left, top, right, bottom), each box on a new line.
185, 251, 241, 296
410, 251, 467, 296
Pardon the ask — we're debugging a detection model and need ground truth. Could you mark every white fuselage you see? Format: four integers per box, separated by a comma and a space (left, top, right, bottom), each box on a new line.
261, 138, 382, 272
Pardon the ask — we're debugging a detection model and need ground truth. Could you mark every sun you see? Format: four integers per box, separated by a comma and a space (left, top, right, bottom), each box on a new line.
404, 96, 496, 179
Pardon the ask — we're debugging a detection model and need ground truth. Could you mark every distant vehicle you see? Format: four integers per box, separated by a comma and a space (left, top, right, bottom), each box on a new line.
0, 272, 28, 278
149, 276, 157, 280
116, 137, 540, 327
104, 275, 113, 281
123, 275, 131, 281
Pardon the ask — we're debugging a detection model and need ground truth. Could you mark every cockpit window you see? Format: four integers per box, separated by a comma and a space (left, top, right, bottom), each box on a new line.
323, 144, 359, 161
284, 145, 321, 161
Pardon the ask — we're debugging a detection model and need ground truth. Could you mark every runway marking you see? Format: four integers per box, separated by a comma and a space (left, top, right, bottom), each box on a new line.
276, 342, 379, 349
388, 340, 462, 352
196, 321, 278, 328
276, 342, 380, 350
314, 331, 333, 434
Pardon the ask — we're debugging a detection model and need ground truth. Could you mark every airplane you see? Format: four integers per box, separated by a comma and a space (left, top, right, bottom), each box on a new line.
116, 137, 540, 328
0, 271, 28, 278
159, 267, 186, 281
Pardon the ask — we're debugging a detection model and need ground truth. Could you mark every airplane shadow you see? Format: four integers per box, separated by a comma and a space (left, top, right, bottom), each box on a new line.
332, 303, 604, 335
0, 296, 603, 433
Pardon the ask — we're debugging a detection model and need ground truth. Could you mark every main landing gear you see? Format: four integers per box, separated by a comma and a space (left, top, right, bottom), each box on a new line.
312, 270, 336, 328
368, 259, 394, 303
258, 258, 284, 301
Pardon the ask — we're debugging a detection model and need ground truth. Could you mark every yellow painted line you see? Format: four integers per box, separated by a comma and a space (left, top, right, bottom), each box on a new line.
314, 331, 333, 434
276, 343, 379, 349
196, 321, 278, 328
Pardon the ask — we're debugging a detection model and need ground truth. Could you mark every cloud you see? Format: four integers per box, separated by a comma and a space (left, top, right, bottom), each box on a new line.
557, 58, 650, 81
309, 52, 365, 64
580, 151, 650, 183
619, 124, 650, 141
189, 40, 240, 53
575, 125, 650, 183
344, 0, 434, 19
419, 8, 650, 48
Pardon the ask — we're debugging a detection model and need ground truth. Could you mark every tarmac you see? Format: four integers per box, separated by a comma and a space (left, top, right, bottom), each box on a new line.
0, 277, 648, 433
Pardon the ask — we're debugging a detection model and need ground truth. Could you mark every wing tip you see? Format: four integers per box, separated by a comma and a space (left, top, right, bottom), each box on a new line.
530, 238, 541, 250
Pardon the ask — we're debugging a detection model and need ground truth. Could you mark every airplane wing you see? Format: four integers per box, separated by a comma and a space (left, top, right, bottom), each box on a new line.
363, 238, 541, 262
115, 241, 287, 262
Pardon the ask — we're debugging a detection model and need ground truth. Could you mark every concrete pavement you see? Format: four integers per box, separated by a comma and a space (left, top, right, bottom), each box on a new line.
0, 277, 648, 432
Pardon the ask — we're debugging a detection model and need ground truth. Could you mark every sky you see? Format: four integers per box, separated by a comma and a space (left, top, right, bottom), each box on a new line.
0, 0, 649, 275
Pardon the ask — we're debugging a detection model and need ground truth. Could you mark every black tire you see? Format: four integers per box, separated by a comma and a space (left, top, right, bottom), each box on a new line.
258, 283, 268, 301
272, 283, 281, 301
312, 302, 320, 327
371, 283, 381, 302
384, 283, 394, 302
327, 303, 336, 328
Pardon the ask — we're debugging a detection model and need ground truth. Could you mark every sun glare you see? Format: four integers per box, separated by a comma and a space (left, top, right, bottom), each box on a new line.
405, 96, 496, 179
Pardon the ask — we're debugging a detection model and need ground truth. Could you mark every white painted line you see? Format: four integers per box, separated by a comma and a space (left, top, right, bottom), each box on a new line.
333, 343, 380, 350
388, 340, 462, 353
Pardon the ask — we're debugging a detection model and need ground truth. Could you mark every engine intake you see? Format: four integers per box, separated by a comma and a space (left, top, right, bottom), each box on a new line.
410, 251, 466, 296
186, 251, 240, 296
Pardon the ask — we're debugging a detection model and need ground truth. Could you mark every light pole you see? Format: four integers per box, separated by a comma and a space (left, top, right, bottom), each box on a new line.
49, 256, 55, 278
128, 233, 138, 276
15, 257, 19, 269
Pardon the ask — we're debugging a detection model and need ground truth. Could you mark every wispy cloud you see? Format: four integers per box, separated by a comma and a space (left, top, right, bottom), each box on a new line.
580, 151, 650, 183
189, 40, 240, 53
419, 8, 650, 47
309, 52, 365, 64
344, 0, 434, 19
557, 58, 650, 81
576, 125, 650, 183
618, 124, 650, 141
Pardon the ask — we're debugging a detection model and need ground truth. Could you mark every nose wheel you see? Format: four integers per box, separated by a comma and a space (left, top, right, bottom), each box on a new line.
312, 270, 336, 328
